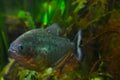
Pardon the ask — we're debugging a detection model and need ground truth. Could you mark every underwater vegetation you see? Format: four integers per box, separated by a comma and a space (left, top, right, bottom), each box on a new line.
0, 0, 120, 80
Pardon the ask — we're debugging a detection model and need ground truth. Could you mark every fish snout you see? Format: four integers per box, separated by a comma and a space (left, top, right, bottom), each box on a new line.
8, 43, 23, 54
8, 48, 16, 54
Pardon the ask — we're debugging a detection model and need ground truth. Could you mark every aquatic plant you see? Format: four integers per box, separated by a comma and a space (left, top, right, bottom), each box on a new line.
0, 12, 9, 72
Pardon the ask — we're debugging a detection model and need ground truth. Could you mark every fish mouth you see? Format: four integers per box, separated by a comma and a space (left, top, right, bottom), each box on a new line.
8, 48, 40, 70
8, 48, 26, 62
8, 48, 19, 58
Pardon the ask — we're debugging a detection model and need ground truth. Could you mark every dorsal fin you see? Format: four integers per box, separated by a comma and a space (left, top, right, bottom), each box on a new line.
45, 23, 61, 36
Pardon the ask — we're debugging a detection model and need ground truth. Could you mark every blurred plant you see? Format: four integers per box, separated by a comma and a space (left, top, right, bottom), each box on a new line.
36, 0, 66, 27
0, 12, 9, 72
17, 10, 36, 29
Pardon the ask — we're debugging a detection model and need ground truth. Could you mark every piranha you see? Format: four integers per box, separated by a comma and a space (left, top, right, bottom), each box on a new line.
8, 23, 83, 71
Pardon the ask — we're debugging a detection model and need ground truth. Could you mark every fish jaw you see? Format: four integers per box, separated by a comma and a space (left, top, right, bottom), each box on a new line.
8, 48, 43, 71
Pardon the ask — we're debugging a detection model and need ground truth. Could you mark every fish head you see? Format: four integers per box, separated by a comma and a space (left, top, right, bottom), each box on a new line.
8, 30, 43, 70
8, 31, 34, 57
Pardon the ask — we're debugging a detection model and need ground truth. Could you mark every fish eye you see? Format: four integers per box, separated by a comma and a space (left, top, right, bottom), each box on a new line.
18, 44, 23, 50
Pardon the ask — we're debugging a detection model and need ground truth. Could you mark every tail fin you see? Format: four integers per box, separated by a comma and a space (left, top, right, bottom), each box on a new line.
74, 30, 83, 62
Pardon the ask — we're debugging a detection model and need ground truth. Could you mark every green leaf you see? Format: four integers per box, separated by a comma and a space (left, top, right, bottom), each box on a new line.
17, 11, 36, 29
72, 0, 87, 13
17, 10, 27, 19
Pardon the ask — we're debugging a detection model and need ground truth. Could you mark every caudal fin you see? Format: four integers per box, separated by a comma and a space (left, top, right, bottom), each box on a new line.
74, 30, 83, 62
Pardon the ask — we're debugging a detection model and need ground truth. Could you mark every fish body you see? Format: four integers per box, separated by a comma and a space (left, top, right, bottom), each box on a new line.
8, 24, 83, 71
